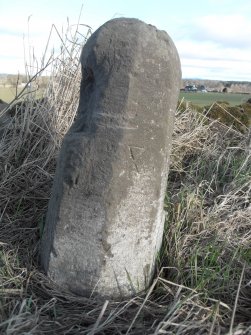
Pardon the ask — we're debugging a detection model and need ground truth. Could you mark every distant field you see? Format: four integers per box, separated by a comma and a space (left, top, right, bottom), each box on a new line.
179, 92, 251, 106
0, 87, 24, 103
0, 87, 43, 103
2, 86, 251, 107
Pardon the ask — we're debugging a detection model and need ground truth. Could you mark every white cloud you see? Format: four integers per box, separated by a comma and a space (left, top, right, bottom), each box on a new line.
0, 31, 52, 73
176, 40, 251, 62
0, 15, 92, 74
184, 15, 251, 48
172, 13, 251, 80
175, 33, 251, 80
1, 6, 251, 80
0, 35, 24, 57
182, 58, 251, 80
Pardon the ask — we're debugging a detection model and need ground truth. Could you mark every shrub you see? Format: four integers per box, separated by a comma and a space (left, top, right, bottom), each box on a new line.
203, 101, 249, 132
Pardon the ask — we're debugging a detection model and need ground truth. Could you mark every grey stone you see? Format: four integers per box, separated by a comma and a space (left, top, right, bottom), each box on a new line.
41, 18, 181, 298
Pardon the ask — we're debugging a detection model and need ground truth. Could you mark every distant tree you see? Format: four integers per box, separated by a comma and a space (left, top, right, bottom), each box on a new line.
6, 74, 28, 87
38, 76, 49, 89
223, 82, 232, 88
6, 75, 20, 87
222, 87, 228, 93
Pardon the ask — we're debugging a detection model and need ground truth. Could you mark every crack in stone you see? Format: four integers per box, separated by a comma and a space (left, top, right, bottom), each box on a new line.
129, 146, 139, 173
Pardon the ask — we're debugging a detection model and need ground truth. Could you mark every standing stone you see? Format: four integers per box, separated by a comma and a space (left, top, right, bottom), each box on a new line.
41, 18, 181, 297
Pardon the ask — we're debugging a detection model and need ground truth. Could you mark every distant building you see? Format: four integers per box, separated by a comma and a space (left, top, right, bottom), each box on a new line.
197, 85, 207, 92
180, 84, 208, 93
184, 85, 197, 92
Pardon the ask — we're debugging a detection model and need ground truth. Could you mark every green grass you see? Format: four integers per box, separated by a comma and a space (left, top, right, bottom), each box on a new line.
179, 91, 251, 106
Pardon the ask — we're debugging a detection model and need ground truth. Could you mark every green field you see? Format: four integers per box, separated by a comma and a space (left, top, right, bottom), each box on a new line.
0, 87, 24, 103
179, 91, 251, 106
2, 86, 251, 107
0, 87, 43, 103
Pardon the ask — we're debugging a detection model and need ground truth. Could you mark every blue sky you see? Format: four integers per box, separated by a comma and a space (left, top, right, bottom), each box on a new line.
1, 0, 251, 80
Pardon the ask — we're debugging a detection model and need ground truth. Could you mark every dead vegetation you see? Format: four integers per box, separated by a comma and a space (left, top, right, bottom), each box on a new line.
0, 25, 251, 335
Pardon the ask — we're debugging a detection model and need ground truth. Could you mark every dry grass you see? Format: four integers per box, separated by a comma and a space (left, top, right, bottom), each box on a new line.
0, 25, 251, 335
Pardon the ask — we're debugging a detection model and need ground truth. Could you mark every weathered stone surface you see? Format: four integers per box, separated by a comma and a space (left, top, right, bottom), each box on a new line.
41, 18, 181, 297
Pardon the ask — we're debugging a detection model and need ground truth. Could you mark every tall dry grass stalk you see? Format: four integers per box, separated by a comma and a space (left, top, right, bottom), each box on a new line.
0, 24, 251, 335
